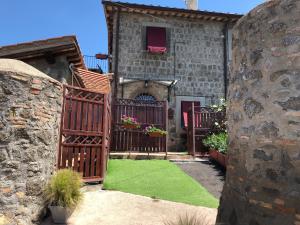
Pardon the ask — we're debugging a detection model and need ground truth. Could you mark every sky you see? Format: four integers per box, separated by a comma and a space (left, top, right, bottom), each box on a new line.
0, 0, 264, 56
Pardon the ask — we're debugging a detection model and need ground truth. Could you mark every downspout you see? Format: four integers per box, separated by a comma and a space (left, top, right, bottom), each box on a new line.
223, 23, 229, 100
114, 8, 121, 100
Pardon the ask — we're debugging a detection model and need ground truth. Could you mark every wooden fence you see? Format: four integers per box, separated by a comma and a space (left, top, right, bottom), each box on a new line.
57, 85, 111, 182
111, 98, 168, 154
187, 103, 225, 156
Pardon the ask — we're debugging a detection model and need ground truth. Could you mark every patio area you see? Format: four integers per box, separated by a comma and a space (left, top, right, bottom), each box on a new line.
41, 188, 217, 225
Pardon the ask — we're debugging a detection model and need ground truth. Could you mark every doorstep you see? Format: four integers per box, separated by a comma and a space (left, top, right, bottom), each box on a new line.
109, 152, 194, 160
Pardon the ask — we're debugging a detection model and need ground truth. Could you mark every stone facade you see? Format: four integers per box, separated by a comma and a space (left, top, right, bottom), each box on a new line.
24, 55, 73, 84
217, 0, 300, 224
0, 59, 63, 225
112, 11, 235, 149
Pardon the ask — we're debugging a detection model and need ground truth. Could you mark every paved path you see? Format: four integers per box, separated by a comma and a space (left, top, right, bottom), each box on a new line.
41, 190, 217, 225
174, 160, 225, 199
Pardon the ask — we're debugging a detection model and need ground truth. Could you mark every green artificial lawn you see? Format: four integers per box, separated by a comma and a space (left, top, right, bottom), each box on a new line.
103, 160, 219, 208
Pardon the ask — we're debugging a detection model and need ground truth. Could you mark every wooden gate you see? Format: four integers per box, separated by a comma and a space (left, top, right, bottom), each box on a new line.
111, 98, 168, 154
57, 85, 111, 182
187, 104, 225, 156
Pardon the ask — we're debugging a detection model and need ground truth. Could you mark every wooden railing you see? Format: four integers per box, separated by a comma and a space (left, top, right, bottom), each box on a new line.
187, 103, 225, 156
111, 98, 168, 155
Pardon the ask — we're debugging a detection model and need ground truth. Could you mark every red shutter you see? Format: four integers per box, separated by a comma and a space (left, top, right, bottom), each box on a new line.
181, 101, 200, 128
146, 27, 167, 54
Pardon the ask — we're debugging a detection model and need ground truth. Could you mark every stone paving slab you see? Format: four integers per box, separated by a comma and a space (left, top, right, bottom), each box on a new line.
175, 160, 225, 199
41, 190, 217, 225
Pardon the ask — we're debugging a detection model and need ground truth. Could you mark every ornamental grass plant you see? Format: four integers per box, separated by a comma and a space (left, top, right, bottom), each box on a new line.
45, 169, 83, 208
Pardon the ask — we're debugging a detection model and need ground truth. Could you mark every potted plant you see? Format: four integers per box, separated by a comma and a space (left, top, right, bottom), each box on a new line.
144, 125, 167, 137
45, 169, 82, 224
121, 115, 140, 129
203, 132, 228, 168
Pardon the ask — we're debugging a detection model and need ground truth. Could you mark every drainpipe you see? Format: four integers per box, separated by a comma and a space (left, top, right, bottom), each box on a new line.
114, 8, 121, 100
223, 23, 229, 100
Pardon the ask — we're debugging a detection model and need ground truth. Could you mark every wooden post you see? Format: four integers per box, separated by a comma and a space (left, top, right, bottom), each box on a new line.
57, 85, 66, 169
191, 102, 196, 157
101, 94, 108, 179
164, 101, 168, 158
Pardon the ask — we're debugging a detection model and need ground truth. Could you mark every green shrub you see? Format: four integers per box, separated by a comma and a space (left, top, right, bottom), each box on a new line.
45, 169, 83, 208
203, 132, 228, 154
164, 213, 210, 225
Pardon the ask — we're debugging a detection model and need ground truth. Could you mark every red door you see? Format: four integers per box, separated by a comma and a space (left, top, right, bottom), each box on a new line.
181, 101, 200, 128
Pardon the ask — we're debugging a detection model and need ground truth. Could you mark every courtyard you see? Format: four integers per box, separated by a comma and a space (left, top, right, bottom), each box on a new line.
42, 159, 224, 225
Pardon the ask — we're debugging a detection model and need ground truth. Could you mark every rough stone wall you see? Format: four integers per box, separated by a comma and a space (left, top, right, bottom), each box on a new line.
112, 12, 229, 149
24, 55, 72, 84
217, 1, 300, 225
0, 59, 62, 225
122, 81, 168, 101
116, 12, 226, 98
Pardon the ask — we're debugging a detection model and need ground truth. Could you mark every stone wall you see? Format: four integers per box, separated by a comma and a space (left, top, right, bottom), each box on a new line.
217, 0, 300, 224
24, 55, 72, 84
0, 59, 63, 225
112, 12, 231, 149
115, 12, 226, 99
122, 81, 168, 101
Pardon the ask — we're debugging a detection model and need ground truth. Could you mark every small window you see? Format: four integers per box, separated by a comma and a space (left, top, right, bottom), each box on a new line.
181, 101, 200, 128
146, 27, 167, 54
135, 93, 156, 102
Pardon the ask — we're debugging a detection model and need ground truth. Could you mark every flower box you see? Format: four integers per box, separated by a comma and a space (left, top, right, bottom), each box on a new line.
121, 115, 140, 129
217, 152, 227, 168
209, 149, 228, 169
123, 123, 139, 129
148, 131, 165, 138
209, 149, 218, 161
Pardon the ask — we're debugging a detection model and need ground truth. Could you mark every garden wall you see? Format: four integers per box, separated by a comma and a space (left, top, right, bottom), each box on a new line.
0, 59, 62, 225
217, 1, 300, 225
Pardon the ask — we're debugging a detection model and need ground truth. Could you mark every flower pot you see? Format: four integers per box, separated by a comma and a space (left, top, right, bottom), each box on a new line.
218, 152, 226, 167
209, 149, 218, 161
148, 132, 165, 138
49, 206, 71, 224
123, 123, 139, 129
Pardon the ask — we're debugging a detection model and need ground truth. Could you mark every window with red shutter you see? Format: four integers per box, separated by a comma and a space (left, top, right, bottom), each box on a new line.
146, 27, 167, 54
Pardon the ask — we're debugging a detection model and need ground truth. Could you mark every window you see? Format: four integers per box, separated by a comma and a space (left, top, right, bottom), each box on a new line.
146, 27, 167, 54
135, 93, 156, 102
181, 101, 200, 127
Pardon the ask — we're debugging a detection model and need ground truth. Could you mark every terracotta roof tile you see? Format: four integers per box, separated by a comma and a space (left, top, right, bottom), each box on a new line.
74, 68, 112, 94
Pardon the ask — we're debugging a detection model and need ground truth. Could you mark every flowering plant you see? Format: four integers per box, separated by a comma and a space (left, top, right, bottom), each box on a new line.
144, 125, 167, 136
210, 98, 226, 112
121, 115, 140, 128
203, 132, 228, 154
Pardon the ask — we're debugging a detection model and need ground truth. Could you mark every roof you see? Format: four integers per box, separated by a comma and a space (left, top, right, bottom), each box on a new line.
74, 68, 112, 94
102, 1, 243, 54
103, 1, 242, 20
0, 36, 86, 69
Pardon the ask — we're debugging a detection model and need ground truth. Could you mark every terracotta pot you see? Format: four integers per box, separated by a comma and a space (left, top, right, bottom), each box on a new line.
209, 149, 218, 160
148, 132, 165, 138
123, 123, 139, 129
217, 152, 226, 167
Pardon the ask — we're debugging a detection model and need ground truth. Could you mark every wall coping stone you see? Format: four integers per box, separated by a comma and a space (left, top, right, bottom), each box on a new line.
0, 59, 62, 86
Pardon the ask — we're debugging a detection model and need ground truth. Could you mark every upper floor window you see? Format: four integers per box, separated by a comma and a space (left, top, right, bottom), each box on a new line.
146, 27, 167, 54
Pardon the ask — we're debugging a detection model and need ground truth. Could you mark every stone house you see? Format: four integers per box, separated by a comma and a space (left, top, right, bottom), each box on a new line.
103, 1, 242, 150
0, 36, 86, 84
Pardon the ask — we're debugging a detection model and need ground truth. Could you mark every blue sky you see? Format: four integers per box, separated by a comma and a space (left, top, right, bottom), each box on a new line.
0, 0, 263, 56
